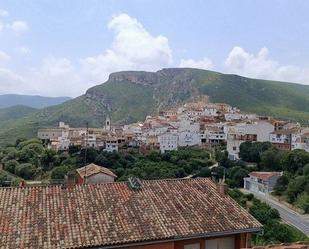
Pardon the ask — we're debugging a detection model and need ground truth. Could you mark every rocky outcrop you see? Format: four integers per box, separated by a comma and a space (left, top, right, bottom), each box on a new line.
108, 71, 159, 86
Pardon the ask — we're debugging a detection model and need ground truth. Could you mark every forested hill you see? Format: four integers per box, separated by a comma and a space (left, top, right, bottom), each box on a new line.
1, 68, 309, 145
0, 94, 71, 109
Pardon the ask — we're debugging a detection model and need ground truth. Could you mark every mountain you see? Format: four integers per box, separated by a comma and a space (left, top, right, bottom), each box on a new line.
0, 68, 309, 145
0, 94, 71, 109
0, 105, 37, 121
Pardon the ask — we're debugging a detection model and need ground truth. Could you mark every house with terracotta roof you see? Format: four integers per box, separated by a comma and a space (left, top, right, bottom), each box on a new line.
76, 163, 117, 184
0, 178, 262, 249
244, 171, 283, 195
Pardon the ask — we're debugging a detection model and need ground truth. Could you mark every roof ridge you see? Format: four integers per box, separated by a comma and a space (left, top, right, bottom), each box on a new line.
0, 178, 211, 190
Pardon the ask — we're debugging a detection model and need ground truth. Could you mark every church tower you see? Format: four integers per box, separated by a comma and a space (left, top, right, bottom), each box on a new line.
105, 115, 111, 131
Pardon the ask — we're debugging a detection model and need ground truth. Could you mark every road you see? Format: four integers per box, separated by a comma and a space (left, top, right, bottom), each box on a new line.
241, 189, 309, 236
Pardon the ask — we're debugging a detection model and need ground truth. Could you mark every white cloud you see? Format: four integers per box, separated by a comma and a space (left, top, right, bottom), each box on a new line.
179, 57, 213, 70
24, 56, 84, 96
7, 20, 29, 34
16, 47, 31, 55
0, 50, 10, 62
0, 67, 25, 94
0, 9, 9, 17
81, 13, 172, 83
224, 46, 309, 84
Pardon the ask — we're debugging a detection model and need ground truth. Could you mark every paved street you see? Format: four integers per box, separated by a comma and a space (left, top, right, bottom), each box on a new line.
241, 189, 309, 236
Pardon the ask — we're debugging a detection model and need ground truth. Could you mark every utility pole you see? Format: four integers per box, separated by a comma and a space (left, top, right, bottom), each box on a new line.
84, 122, 88, 184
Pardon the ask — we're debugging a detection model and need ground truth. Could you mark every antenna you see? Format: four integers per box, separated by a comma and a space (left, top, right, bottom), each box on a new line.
128, 177, 142, 190
223, 167, 226, 183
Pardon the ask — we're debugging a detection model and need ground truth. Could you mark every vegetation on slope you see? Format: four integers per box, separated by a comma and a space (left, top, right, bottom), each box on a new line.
0, 94, 71, 108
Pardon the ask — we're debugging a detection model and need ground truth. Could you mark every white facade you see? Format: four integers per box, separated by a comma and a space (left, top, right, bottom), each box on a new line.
158, 133, 178, 153
104, 140, 118, 152
224, 113, 257, 121
226, 121, 274, 160
202, 104, 218, 116
178, 120, 201, 147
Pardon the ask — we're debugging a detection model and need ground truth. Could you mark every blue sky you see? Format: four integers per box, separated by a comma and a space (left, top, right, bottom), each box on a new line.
0, 0, 309, 96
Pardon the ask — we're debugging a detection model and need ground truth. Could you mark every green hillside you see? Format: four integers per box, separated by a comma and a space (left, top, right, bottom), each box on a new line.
0, 68, 309, 145
0, 105, 37, 121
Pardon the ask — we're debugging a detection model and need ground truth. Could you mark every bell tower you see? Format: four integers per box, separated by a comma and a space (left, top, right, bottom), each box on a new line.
105, 115, 111, 131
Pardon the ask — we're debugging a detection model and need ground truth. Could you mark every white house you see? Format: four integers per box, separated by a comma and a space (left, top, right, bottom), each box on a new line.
178, 120, 201, 147
227, 121, 274, 160
244, 171, 282, 195
224, 113, 257, 122
104, 139, 118, 152
158, 133, 178, 153
202, 104, 218, 117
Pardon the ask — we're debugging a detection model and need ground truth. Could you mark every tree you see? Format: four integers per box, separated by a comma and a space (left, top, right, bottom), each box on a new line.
273, 175, 289, 195
198, 167, 211, 177
282, 149, 309, 173
40, 149, 56, 170
296, 192, 309, 213
0, 171, 12, 187
50, 165, 70, 180
286, 175, 308, 203
19, 143, 44, 163
303, 163, 309, 175
249, 199, 280, 223
4, 160, 19, 174
15, 163, 37, 180
239, 141, 272, 163
227, 166, 249, 188
260, 148, 283, 171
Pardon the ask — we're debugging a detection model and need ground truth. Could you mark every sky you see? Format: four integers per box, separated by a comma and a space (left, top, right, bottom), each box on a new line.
0, 0, 309, 97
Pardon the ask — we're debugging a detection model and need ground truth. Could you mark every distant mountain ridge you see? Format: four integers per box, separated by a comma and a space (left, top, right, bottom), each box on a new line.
0, 68, 309, 145
0, 94, 71, 109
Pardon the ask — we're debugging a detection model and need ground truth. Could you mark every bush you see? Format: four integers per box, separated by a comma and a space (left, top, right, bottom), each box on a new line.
15, 163, 37, 180
51, 165, 70, 180
273, 175, 289, 195
296, 192, 309, 213
249, 200, 280, 223
4, 160, 19, 174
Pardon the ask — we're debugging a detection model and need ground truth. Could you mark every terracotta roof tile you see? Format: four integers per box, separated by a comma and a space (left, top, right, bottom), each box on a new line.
76, 163, 117, 178
0, 178, 261, 249
249, 171, 282, 181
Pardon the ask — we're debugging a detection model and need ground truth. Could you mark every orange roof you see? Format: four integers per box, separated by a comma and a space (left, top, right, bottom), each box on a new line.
0, 178, 261, 249
247, 241, 309, 249
249, 171, 282, 181
76, 163, 117, 178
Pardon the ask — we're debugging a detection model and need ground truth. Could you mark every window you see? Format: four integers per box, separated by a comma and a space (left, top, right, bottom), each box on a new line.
205, 237, 235, 249
184, 243, 200, 249
233, 146, 237, 151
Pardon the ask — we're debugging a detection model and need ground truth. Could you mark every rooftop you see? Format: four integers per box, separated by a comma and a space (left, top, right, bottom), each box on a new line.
249, 171, 282, 181
0, 178, 261, 249
76, 163, 117, 178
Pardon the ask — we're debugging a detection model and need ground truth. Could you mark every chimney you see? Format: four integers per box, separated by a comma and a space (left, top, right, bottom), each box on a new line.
19, 180, 26, 187
217, 181, 228, 196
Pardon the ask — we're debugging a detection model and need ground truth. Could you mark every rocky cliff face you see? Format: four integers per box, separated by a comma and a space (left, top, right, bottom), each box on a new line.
108, 71, 159, 86
85, 68, 200, 115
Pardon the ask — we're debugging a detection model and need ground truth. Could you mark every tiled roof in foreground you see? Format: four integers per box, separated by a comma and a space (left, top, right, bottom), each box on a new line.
0, 178, 261, 249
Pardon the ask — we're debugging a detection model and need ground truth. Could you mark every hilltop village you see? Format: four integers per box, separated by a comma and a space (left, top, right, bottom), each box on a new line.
38, 95, 309, 159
